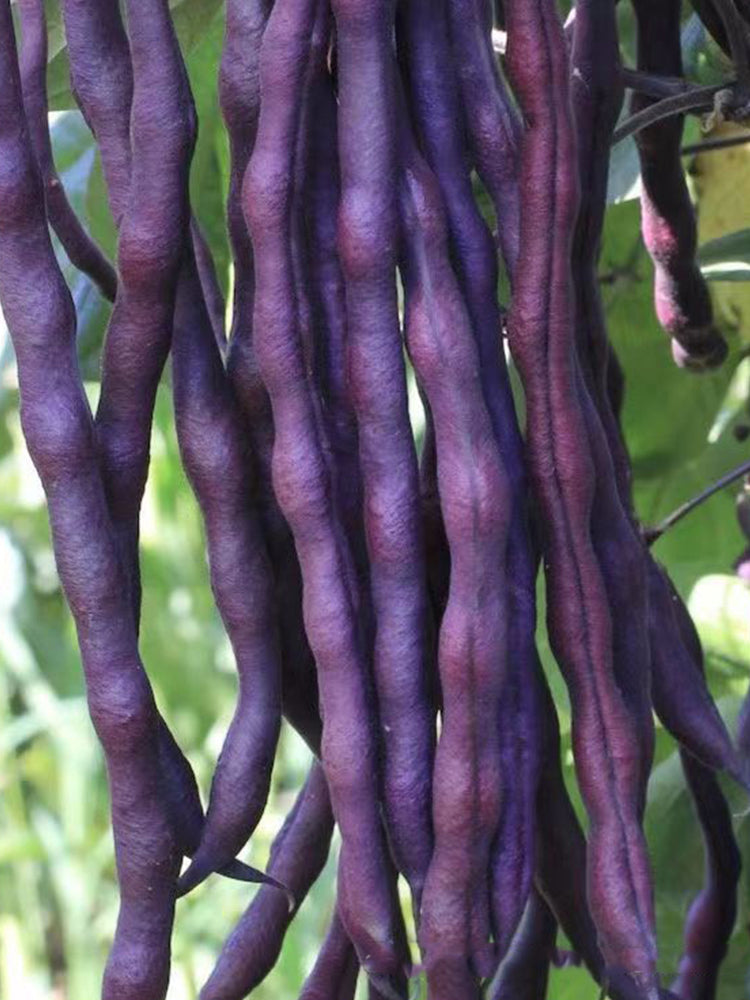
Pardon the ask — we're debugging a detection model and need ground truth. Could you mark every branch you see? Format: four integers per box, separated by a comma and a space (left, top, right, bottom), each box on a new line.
682, 131, 750, 154
621, 67, 695, 100
612, 82, 731, 145
645, 458, 750, 545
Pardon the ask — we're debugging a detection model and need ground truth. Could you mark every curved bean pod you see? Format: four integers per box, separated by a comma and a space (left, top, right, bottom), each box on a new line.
16, 0, 117, 301
398, 0, 543, 956
331, 0, 434, 913
299, 913, 360, 1000
648, 561, 747, 788
671, 752, 740, 1000
221, 0, 320, 765
221, 0, 274, 455
244, 0, 404, 979
445, 0, 521, 276
190, 219, 226, 351
504, 0, 659, 991
171, 249, 282, 895
59, 0, 134, 225
58, 0, 249, 878
488, 889, 557, 1000
0, 11, 178, 997
94, 0, 195, 617
201, 762, 333, 1000
631, 0, 727, 371
399, 115, 511, 989
570, 1, 654, 813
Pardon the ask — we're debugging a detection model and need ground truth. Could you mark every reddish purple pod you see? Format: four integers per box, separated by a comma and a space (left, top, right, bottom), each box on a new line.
16, 0, 117, 301
0, 8, 179, 997
504, 0, 659, 991
201, 763, 333, 1000
398, 106, 511, 989
244, 0, 405, 982
631, 0, 727, 371
398, 0, 543, 959
299, 914, 360, 1000
488, 890, 557, 1000
332, 0, 435, 915
170, 249, 282, 896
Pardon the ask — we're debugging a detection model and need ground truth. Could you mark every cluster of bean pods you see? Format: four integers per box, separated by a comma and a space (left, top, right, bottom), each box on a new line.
0, 0, 747, 997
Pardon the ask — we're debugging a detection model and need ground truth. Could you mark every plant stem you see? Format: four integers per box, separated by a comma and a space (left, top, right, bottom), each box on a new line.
621, 67, 694, 100
645, 458, 750, 545
612, 82, 731, 145
682, 131, 750, 154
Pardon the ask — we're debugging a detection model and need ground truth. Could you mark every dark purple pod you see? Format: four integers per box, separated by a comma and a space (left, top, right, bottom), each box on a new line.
171, 250, 282, 895
61, 0, 272, 884
17, 0, 117, 301
445, 0, 521, 276
648, 562, 748, 789
398, 103, 512, 988
200, 763, 333, 1000
0, 10, 180, 997
631, 0, 727, 371
332, 0, 435, 916
398, 0, 543, 961
488, 890, 557, 1000
245, 0, 404, 977
671, 752, 740, 1000
504, 0, 659, 990
299, 913, 360, 1000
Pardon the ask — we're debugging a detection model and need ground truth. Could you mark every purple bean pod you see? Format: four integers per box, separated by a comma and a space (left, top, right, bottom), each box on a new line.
568, 0, 746, 799
201, 762, 334, 1000
0, 11, 179, 996
668, 578, 742, 999
631, 0, 727, 371
671, 751, 740, 1000
398, 111, 511, 989
58, 0, 239, 872
190, 219, 226, 352
331, 0, 435, 914
222, 0, 275, 475
59, 0, 134, 226
170, 248, 282, 895
398, 0, 543, 958
16, 0, 117, 301
305, 64, 370, 599
648, 561, 747, 787
570, 0, 654, 808
504, 0, 660, 992
298, 912, 360, 1000
445, 0, 521, 277
221, 0, 319, 759
243, 0, 404, 980
487, 889, 557, 1000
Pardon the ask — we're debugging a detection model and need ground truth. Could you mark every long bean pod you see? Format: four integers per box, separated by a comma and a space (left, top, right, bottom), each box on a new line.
331, 0, 435, 913
504, 0, 659, 991
243, 0, 404, 981
16, 0, 117, 301
631, 0, 728, 371
201, 762, 333, 1000
171, 249, 282, 894
399, 110, 510, 989
0, 11, 179, 996
398, 0, 543, 957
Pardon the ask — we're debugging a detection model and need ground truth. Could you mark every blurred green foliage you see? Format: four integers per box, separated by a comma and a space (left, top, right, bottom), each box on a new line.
1, 1, 750, 997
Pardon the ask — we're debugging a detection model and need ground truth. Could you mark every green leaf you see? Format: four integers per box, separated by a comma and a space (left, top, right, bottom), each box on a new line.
698, 227, 750, 281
